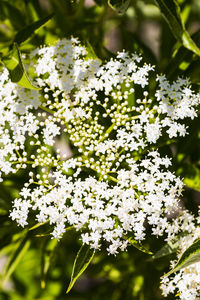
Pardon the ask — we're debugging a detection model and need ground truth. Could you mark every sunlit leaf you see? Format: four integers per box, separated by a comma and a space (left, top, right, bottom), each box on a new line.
129, 238, 152, 255
178, 163, 200, 192
14, 13, 54, 44
29, 222, 47, 231
154, 0, 200, 56
41, 239, 58, 289
85, 40, 99, 60
66, 244, 95, 293
163, 238, 200, 277
2, 43, 40, 89
4, 234, 30, 281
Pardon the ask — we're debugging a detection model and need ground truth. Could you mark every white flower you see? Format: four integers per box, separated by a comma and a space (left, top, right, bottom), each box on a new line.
43, 120, 60, 146
145, 122, 161, 143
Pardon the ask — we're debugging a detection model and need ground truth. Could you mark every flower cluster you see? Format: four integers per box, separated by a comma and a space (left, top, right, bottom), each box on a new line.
1, 38, 200, 271
10, 151, 184, 254
1, 38, 199, 249
0, 67, 40, 181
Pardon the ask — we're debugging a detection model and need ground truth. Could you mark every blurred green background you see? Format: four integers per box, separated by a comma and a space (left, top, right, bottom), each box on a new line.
1, 0, 200, 299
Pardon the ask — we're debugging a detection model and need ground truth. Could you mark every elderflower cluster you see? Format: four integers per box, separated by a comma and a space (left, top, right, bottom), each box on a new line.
0, 68, 40, 181
161, 223, 200, 300
0, 38, 200, 257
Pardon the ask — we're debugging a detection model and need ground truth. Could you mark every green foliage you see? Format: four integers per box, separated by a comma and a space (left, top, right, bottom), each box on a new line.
14, 13, 54, 44
2, 43, 40, 89
163, 239, 200, 277
0, 12, 54, 87
182, 163, 200, 192
3, 233, 31, 282
151, 238, 180, 260
154, 0, 200, 56
66, 244, 95, 293
128, 238, 152, 255
40, 239, 58, 289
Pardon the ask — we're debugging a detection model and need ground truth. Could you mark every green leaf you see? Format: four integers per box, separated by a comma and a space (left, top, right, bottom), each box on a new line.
14, 13, 54, 44
151, 239, 179, 260
181, 4, 191, 26
41, 239, 58, 289
163, 238, 200, 277
128, 238, 152, 255
84, 40, 99, 60
178, 163, 200, 192
4, 235, 31, 281
66, 244, 95, 293
154, 0, 200, 56
2, 43, 40, 89
108, 0, 131, 15
184, 176, 200, 192
29, 222, 47, 231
